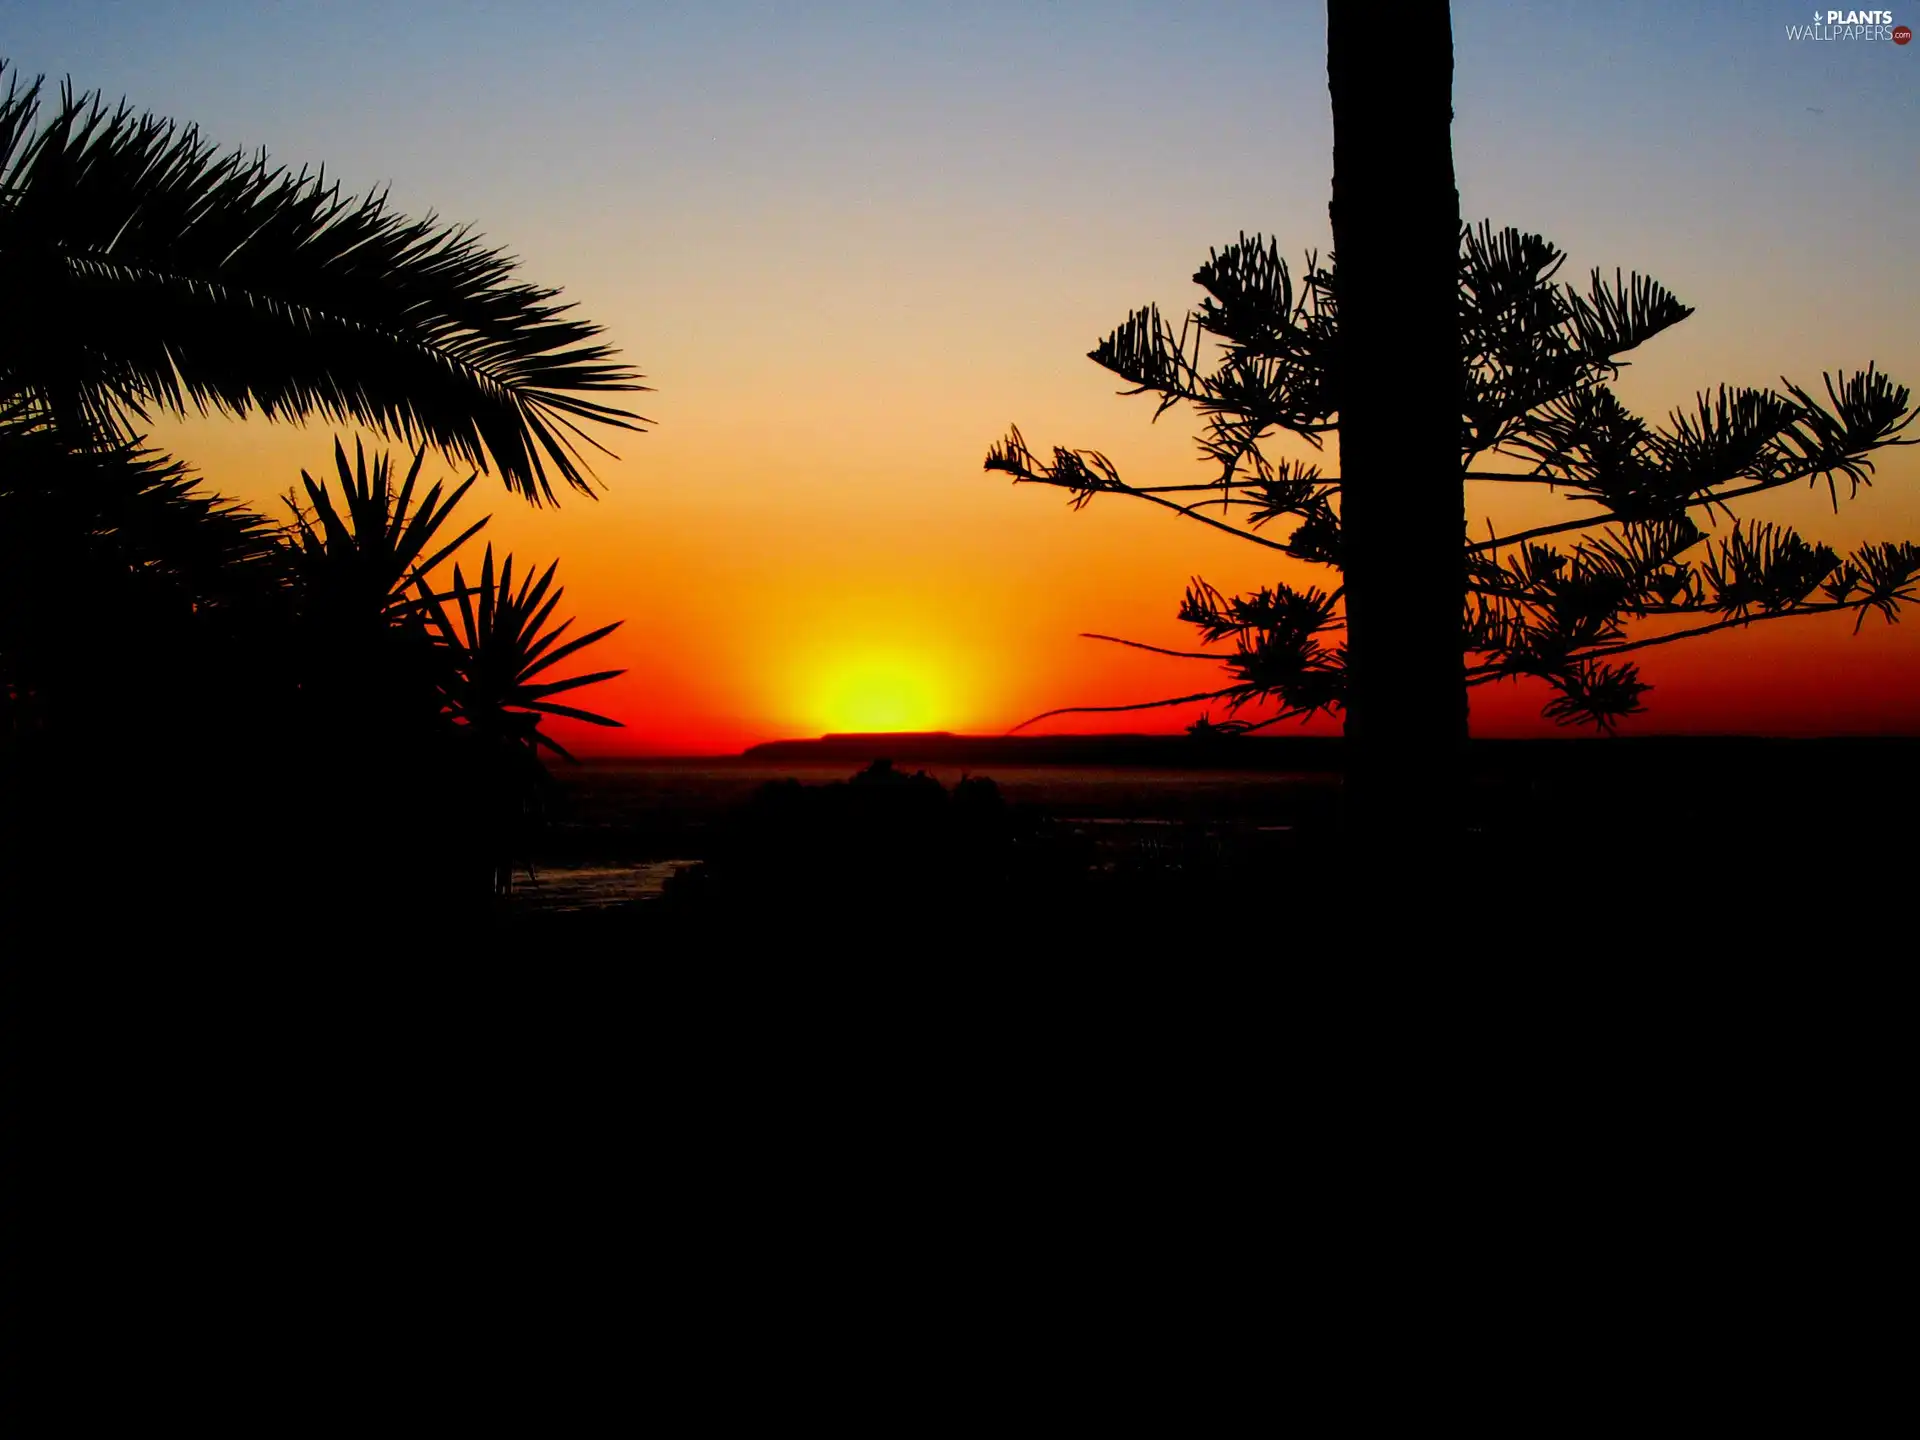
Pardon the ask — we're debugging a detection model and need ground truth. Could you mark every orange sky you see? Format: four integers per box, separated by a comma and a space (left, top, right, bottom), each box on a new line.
24, 1, 1917, 752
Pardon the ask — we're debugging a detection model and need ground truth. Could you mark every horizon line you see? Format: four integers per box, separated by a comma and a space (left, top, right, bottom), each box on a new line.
563, 729, 1920, 761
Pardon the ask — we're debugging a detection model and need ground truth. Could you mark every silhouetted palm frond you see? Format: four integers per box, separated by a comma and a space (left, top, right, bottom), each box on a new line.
418, 544, 624, 762
0, 399, 284, 614
0, 401, 289, 733
284, 438, 486, 622
0, 61, 649, 504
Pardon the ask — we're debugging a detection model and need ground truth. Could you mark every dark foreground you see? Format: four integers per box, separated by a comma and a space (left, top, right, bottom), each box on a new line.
504, 734, 1920, 942
5, 735, 1914, 1423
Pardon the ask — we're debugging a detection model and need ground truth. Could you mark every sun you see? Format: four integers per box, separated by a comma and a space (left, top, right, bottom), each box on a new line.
809, 652, 949, 733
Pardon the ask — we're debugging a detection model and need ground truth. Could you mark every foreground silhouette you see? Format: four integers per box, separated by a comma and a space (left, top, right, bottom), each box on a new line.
655, 760, 1086, 920
1328, 1, 1466, 849
987, 5, 1918, 869
15, 734, 1916, 1427
501, 734, 1919, 950
1, 435, 625, 939
2, 70, 653, 1411
0, 59, 649, 500
0, 59, 649, 938
990, 242, 1916, 735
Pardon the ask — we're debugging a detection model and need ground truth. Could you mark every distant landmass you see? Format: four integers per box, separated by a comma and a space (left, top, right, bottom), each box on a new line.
737, 730, 1920, 775
741, 731, 1343, 769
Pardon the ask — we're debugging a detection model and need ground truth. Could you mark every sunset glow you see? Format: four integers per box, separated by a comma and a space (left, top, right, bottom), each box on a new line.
806, 651, 953, 735
32, 3, 1920, 1372
16, 0, 1915, 752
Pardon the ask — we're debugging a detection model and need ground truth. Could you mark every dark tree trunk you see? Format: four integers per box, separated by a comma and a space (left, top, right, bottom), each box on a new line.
1327, 2, 1466, 865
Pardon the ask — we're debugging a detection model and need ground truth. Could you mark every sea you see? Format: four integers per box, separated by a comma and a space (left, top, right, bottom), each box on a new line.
510, 756, 1334, 912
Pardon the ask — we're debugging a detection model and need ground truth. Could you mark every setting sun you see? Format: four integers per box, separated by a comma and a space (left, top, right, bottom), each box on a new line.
809, 652, 950, 733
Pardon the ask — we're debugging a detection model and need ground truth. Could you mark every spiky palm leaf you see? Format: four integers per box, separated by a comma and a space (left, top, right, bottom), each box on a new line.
0, 399, 291, 736
418, 544, 624, 762
0, 61, 649, 504
0, 397, 285, 622
284, 438, 487, 622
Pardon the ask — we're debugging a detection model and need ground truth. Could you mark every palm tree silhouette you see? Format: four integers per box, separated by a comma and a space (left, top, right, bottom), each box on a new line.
282, 440, 483, 760
421, 545, 624, 760
284, 440, 488, 622
0, 57, 649, 928
415, 543, 625, 892
0, 60, 648, 503
277, 443, 622, 900
0, 398, 289, 739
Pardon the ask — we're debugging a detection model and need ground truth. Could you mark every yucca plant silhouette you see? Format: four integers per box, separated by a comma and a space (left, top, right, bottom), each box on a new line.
268, 441, 494, 912
284, 439, 488, 624
282, 440, 488, 760
418, 544, 624, 891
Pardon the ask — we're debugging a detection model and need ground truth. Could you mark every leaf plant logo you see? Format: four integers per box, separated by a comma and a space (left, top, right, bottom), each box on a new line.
1785, 8, 1901, 38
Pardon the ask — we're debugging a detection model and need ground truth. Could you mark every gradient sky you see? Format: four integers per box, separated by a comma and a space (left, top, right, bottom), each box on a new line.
5, 0, 1916, 750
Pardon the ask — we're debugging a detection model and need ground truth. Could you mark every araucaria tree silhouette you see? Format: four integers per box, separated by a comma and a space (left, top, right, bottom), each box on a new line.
1326, 3, 1465, 847
985, 7, 1917, 844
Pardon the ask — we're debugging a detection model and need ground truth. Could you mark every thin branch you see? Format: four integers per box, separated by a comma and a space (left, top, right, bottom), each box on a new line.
1180, 497, 1270, 512
1220, 706, 1316, 734
1571, 601, 1854, 661
1080, 633, 1223, 661
1130, 482, 1281, 494
1008, 687, 1242, 734
1131, 489, 1297, 552
1463, 600, 1860, 682
1468, 467, 1884, 554
1472, 511, 1644, 554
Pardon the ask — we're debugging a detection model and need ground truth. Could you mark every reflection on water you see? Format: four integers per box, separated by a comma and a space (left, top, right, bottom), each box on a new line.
507, 859, 698, 913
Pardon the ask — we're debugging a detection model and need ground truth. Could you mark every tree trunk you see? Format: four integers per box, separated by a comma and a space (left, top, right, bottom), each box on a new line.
1327, 1, 1466, 866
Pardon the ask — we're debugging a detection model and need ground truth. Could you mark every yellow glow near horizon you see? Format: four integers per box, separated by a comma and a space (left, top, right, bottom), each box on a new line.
78, 4, 1920, 751
807, 651, 951, 734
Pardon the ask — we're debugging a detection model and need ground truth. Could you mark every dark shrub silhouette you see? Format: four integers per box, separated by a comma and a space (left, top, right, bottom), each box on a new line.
281, 442, 625, 916
662, 761, 1091, 920
0, 58, 648, 936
